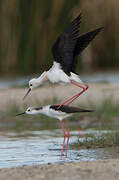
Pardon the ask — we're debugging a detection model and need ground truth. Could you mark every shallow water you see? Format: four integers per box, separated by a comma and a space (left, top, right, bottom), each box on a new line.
0, 129, 119, 168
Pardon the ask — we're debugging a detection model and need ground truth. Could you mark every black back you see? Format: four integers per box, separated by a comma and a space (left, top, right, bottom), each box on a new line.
50, 105, 93, 114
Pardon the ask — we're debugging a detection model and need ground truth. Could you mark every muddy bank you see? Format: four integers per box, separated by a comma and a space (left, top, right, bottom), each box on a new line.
0, 83, 119, 109
0, 158, 119, 180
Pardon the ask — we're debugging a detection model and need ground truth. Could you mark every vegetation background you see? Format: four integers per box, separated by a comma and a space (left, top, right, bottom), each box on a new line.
0, 0, 118, 76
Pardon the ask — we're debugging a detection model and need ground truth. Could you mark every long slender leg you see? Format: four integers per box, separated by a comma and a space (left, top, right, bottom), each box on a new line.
64, 120, 70, 156
60, 120, 66, 156
58, 82, 89, 107
66, 90, 85, 106
66, 88, 88, 106
57, 93, 79, 108
67, 81, 89, 106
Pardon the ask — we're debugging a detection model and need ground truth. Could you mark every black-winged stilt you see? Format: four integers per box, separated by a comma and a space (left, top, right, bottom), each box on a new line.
23, 14, 103, 107
16, 104, 93, 156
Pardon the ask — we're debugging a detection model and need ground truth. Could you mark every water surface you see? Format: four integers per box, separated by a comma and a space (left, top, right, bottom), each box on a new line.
0, 129, 118, 168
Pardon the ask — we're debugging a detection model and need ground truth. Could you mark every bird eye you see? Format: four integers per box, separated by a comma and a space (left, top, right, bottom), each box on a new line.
28, 109, 30, 112
30, 84, 32, 86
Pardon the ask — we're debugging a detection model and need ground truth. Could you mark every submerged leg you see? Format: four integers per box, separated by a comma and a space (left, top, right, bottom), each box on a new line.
64, 120, 70, 156
60, 120, 66, 156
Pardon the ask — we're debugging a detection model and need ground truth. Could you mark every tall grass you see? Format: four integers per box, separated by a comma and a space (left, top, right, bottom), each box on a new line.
0, 1, 118, 75
0, 0, 78, 75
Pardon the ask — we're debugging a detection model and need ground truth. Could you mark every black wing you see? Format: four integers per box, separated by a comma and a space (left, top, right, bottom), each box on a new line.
52, 14, 82, 75
71, 27, 104, 73
50, 105, 93, 113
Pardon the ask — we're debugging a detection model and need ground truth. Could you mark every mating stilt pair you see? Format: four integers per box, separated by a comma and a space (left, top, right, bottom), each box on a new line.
18, 14, 103, 156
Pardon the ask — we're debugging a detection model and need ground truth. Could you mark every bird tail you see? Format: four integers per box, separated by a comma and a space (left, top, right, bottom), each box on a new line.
78, 109, 94, 113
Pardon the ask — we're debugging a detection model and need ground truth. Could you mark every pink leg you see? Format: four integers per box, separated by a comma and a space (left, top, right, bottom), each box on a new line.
58, 82, 89, 107
57, 93, 79, 109
66, 92, 84, 106
60, 120, 66, 156
64, 120, 70, 156
66, 82, 89, 106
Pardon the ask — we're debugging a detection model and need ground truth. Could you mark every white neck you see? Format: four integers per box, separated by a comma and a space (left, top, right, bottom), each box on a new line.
36, 71, 48, 85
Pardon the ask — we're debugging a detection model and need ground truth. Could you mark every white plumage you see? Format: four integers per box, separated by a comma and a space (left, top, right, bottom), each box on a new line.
16, 105, 93, 156
23, 14, 103, 103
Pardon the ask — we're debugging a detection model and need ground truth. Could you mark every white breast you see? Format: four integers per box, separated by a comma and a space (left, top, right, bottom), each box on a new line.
41, 105, 71, 120
47, 62, 70, 83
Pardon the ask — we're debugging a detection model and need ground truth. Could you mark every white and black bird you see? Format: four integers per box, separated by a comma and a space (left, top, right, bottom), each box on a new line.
16, 104, 93, 155
24, 14, 103, 106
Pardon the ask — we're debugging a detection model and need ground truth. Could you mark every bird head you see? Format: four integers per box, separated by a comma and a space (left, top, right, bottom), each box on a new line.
26, 107, 39, 115
16, 107, 43, 116
29, 78, 38, 89
23, 72, 48, 100
23, 78, 38, 99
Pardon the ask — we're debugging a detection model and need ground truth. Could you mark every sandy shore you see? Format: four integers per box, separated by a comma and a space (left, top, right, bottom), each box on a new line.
0, 83, 119, 109
0, 158, 119, 180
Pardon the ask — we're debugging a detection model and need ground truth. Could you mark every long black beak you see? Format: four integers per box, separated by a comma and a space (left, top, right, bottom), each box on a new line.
23, 88, 31, 100
16, 112, 26, 116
